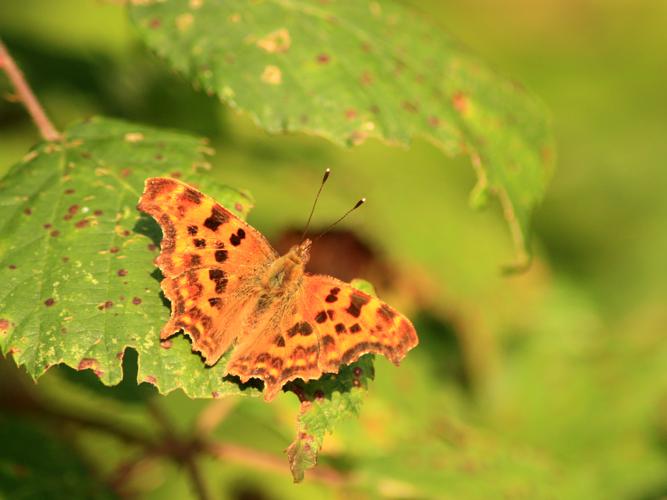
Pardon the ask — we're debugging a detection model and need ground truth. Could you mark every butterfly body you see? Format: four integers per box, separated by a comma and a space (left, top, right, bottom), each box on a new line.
138, 178, 418, 400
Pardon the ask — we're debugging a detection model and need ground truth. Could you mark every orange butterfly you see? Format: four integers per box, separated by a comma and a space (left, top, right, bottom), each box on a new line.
138, 177, 418, 401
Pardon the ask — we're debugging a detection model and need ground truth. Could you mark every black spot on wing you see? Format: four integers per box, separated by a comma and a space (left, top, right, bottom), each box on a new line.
214, 249, 228, 262
346, 292, 370, 318
203, 206, 228, 232
230, 228, 246, 246
208, 269, 228, 293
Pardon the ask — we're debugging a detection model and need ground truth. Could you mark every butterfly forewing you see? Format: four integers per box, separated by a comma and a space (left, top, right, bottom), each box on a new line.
138, 177, 277, 362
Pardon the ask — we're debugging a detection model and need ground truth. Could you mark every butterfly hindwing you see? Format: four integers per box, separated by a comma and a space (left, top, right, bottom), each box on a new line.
225, 306, 321, 401
224, 275, 418, 401
303, 276, 418, 374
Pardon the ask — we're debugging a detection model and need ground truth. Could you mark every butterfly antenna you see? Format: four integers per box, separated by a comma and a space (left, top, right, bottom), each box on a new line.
313, 197, 366, 243
301, 168, 331, 241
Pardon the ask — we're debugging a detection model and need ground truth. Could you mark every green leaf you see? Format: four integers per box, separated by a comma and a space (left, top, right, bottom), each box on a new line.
0, 116, 258, 399
129, 0, 554, 261
286, 354, 374, 482
0, 416, 116, 500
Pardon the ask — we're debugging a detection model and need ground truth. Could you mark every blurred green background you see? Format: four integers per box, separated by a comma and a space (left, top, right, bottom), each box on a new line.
1, 0, 666, 498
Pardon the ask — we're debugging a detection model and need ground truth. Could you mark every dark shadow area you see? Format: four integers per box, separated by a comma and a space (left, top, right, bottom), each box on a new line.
0, 34, 225, 138
228, 481, 275, 500
273, 228, 395, 291
222, 373, 265, 393
411, 310, 471, 392
132, 213, 162, 248
56, 347, 158, 403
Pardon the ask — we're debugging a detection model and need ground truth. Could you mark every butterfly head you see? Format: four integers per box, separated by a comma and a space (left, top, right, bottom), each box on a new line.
289, 239, 312, 264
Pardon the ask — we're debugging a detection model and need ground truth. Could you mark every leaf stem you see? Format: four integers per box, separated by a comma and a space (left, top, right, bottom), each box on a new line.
206, 442, 346, 486
0, 39, 61, 141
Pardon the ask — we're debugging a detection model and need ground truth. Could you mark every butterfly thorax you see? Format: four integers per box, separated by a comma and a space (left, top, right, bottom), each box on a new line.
261, 239, 311, 291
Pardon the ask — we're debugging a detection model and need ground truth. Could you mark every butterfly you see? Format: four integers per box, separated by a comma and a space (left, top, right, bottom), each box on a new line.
137, 177, 418, 401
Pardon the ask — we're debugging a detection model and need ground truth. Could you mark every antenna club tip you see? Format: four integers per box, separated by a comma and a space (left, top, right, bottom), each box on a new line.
353, 198, 366, 209
322, 168, 331, 182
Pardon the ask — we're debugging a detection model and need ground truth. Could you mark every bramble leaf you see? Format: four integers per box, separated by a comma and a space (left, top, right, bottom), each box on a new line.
129, 0, 554, 262
286, 354, 374, 482
0, 117, 258, 399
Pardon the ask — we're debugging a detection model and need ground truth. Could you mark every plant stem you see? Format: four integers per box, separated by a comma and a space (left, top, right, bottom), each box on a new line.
184, 457, 212, 500
0, 39, 61, 141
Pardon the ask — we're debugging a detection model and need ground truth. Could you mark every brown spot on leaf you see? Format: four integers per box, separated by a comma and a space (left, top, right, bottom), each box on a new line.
110, 247, 119, 253
348, 130, 368, 146
317, 53, 330, 64
452, 91, 469, 114
117, 269, 128, 277
77, 358, 100, 375
261, 65, 282, 85
149, 18, 161, 29
0, 319, 10, 333
98, 300, 113, 310
345, 108, 357, 120
256, 28, 291, 53
360, 71, 373, 85
44, 298, 55, 307
93, 209, 103, 216
64, 188, 75, 195
24, 208, 32, 215
160, 339, 172, 350
132, 297, 142, 305
8, 264, 16, 270
402, 101, 419, 113
50, 230, 60, 238
147, 244, 157, 252
143, 375, 157, 384
43, 223, 52, 229
75, 218, 90, 229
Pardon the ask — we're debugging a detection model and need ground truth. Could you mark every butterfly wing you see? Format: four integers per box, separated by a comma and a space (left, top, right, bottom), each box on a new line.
303, 275, 418, 373
138, 177, 278, 363
225, 274, 418, 401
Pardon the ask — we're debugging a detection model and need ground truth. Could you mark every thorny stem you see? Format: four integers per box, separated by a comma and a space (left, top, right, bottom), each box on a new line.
0, 39, 61, 141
